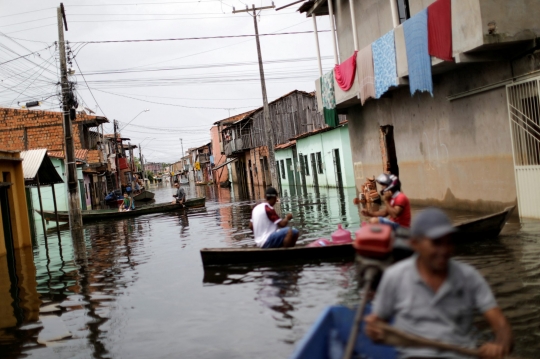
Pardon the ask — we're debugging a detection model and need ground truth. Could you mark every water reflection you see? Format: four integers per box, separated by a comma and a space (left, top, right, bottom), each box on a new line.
0, 183, 538, 358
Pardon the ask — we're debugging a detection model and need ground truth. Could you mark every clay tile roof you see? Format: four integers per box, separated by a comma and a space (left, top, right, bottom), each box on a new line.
275, 140, 296, 150
47, 149, 89, 162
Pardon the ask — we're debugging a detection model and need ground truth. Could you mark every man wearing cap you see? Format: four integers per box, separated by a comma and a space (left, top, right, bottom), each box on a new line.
249, 187, 299, 248
365, 208, 512, 359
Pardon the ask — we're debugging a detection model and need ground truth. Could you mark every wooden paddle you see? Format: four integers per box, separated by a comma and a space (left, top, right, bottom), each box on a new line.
375, 321, 523, 359
342, 267, 378, 359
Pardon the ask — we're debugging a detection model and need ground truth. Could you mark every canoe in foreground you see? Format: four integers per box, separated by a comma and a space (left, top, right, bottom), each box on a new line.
39, 197, 206, 223
201, 243, 355, 267
290, 305, 396, 359
133, 190, 155, 201
200, 206, 515, 267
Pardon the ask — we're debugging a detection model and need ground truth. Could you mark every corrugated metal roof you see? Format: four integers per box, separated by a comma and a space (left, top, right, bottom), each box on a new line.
20, 149, 64, 186
20, 149, 47, 180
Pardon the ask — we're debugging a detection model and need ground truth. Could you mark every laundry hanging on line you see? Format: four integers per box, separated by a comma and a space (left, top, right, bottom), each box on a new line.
403, 8, 433, 96
334, 51, 358, 92
372, 29, 399, 99
358, 45, 376, 105
321, 70, 340, 128
428, 0, 453, 62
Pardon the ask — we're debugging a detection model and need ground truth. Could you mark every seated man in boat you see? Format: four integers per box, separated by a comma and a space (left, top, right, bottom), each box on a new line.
361, 173, 411, 229
172, 180, 186, 206
365, 208, 513, 359
249, 187, 299, 248
118, 192, 133, 212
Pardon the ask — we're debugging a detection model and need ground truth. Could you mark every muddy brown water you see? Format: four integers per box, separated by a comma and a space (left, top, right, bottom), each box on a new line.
0, 184, 538, 358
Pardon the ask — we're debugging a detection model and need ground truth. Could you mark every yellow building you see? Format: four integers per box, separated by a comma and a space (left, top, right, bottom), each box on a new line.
0, 150, 31, 257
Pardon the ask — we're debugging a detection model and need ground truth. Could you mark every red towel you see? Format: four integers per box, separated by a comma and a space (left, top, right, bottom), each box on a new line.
334, 51, 358, 91
428, 0, 453, 62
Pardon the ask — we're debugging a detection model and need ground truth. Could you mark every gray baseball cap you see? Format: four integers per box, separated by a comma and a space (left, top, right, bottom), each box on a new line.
411, 207, 457, 239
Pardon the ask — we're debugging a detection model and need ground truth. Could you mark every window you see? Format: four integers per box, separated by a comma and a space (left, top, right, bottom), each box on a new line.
280, 160, 286, 179
396, 0, 410, 24
304, 155, 310, 176
316, 152, 323, 174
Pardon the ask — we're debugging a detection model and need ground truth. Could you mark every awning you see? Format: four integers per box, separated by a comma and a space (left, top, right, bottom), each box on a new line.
212, 158, 237, 171
20, 149, 64, 186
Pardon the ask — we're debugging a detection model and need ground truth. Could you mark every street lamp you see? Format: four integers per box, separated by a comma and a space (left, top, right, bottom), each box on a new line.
119, 109, 150, 131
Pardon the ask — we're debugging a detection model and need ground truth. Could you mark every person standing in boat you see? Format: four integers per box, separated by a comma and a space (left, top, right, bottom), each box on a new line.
249, 187, 299, 248
172, 180, 186, 206
361, 173, 411, 229
365, 208, 513, 359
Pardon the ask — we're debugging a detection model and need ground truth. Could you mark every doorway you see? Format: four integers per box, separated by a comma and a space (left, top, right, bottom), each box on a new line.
310, 153, 319, 188
0, 184, 14, 253
379, 125, 399, 176
332, 149, 344, 188
286, 158, 296, 196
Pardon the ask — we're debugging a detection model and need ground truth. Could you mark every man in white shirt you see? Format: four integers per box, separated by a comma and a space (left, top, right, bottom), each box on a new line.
249, 187, 299, 248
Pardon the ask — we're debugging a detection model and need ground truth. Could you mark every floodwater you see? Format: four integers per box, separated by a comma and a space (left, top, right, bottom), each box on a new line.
0, 183, 539, 358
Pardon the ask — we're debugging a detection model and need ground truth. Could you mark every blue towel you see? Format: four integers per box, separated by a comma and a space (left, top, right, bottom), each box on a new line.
372, 30, 398, 99
403, 9, 433, 96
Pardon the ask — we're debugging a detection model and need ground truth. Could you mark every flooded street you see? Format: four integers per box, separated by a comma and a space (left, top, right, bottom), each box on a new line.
1, 183, 539, 359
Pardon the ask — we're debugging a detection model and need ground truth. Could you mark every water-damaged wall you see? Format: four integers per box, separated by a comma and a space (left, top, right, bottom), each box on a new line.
347, 60, 522, 213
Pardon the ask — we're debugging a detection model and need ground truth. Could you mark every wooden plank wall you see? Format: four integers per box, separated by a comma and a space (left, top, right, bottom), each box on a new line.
250, 91, 325, 148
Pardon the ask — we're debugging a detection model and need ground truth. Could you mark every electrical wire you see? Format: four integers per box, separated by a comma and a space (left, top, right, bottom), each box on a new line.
70, 30, 329, 44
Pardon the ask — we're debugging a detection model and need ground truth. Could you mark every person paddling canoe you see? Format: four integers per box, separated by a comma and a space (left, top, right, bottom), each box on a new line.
365, 208, 513, 359
172, 180, 186, 206
249, 187, 299, 248
361, 173, 411, 230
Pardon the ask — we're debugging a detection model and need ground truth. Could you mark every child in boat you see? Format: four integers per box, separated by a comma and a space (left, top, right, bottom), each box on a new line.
249, 187, 299, 248
119, 193, 132, 212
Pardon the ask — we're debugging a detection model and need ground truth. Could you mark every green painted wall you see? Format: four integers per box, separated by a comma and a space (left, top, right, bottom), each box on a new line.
30, 158, 85, 230
274, 147, 295, 187
274, 125, 354, 188
297, 125, 354, 188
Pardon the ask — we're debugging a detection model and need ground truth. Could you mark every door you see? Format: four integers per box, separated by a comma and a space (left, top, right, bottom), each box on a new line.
291, 147, 302, 188
286, 158, 296, 196
310, 153, 319, 188
507, 78, 540, 218
79, 180, 87, 210
0, 185, 14, 253
332, 149, 344, 189
380, 125, 399, 176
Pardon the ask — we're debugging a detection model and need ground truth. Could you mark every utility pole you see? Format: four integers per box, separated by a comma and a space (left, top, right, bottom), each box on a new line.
233, 3, 278, 188
57, 3, 82, 229
139, 144, 145, 181
113, 120, 121, 188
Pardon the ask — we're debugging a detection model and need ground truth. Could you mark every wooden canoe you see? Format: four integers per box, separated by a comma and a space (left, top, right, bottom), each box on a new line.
132, 190, 155, 201
39, 197, 206, 224
200, 206, 515, 267
290, 305, 396, 359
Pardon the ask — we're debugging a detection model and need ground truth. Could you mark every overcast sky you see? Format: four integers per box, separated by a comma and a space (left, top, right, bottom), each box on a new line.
0, 0, 335, 163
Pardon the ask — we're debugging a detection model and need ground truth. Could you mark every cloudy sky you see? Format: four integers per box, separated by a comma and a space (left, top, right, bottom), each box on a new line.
0, 0, 335, 163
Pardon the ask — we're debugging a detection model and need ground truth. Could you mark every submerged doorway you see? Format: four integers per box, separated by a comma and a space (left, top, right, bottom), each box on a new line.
507, 78, 540, 218
332, 149, 344, 189
0, 183, 14, 253
379, 125, 399, 176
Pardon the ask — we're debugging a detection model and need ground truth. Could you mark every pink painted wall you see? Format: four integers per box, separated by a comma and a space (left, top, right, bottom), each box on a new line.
210, 125, 229, 183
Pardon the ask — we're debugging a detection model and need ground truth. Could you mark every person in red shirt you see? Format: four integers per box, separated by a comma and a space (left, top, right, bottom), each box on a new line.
361, 173, 411, 229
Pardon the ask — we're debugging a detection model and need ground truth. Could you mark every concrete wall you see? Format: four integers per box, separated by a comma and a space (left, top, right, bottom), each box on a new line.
347, 61, 518, 213
211, 126, 229, 183
0, 151, 31, 256
297, 125, 355, 188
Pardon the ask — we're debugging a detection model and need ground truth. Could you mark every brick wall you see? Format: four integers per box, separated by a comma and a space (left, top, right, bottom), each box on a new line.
0, 108, 105, 164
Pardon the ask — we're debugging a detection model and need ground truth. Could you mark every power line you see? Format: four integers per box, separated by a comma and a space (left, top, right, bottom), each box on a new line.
68, 1, 232, 6
0, 45, 53, 66
91, 88, 258, 110
0, 16, 56, 29
69, 30, 329, 44
72, 55, 109, 119
0, 7, 55, 19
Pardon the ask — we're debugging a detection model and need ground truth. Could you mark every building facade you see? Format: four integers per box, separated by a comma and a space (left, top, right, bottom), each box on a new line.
275, 123, 354, 189
301, 0, 540, 217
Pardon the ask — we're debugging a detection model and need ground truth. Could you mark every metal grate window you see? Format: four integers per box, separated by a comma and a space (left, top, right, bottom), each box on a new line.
304, 155, 310, 176
280, 160, 286, 179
